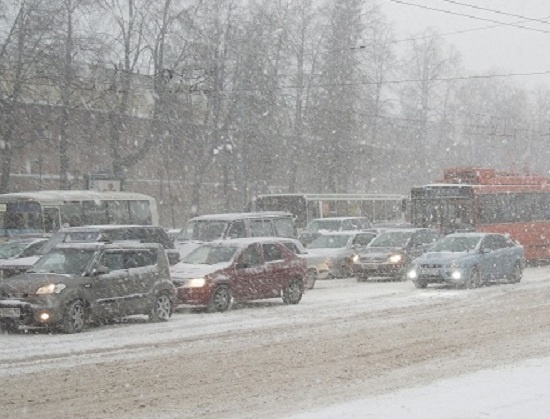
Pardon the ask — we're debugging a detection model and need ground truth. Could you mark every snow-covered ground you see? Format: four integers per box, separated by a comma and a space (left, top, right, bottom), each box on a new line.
288, 356, 550, 419
3, 265, 550, 418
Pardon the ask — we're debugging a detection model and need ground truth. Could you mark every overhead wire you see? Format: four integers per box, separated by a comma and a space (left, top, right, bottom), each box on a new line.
387, 0, 550, 35
436, 0, 550, 26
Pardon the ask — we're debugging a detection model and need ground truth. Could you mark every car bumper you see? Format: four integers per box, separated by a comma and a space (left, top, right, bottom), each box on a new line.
353, 262, 406, 279
175, 286, 212, 306
0, 298, 65, 329
410, 267, 469, 285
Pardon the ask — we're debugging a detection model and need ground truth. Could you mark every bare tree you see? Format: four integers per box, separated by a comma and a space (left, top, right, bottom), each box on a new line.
309, 0, 366, 193
0, 0, 55, 193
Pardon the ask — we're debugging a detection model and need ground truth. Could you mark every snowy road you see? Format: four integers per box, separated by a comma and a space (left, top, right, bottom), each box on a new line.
3, 266, 550, 418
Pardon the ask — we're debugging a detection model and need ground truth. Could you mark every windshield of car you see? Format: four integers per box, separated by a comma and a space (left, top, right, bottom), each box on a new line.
369, 231, 413, 248
308, 234, 351, 249
30, 248, 96, 275
182, 244, 240, 265
0, 242, 29, 259
430, 236, 482, 252
178, 220, 228, 241
306, 219, 342, 232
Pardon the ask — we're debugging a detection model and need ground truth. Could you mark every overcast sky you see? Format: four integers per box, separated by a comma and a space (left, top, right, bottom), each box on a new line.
379, 0, 550, 88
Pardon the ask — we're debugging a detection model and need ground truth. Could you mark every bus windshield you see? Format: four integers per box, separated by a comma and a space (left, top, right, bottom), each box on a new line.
0, 202, 43, 235
411, 198, 475, 233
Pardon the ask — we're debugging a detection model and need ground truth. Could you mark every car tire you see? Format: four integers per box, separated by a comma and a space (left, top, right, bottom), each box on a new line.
207, 286, 232, 312
282, 279, 303, 305
0, 319, 18, 334
149, 293, 173, 322
357, 275, 368, 282
340, 261, 354, 279
510, 262, 522, 284
413, 279, 427, 288
305, 269, 317, 290
466, 268, 481, 289
60, 300, 86, 334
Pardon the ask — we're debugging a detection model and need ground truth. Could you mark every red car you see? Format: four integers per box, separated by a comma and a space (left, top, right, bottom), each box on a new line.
170, 238, 307, 312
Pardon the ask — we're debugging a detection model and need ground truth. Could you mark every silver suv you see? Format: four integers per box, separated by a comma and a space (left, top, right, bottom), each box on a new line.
0, 242, 176, 333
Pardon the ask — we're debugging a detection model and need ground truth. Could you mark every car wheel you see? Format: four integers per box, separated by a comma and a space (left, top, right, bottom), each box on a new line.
0, 319, 18, 334
282, 279, 303, 305
149, 293, 173, 322
357, 275, 368, 282
207, 286, 232, 312
340, 261, 354, 279
510, 262, 522, 284
60, 300, 86, 334
466, 268, 481, 289
413, 279, 427, 289
305, 269, 317, 290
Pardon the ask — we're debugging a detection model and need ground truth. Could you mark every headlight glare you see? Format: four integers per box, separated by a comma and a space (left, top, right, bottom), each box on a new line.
388, 254, 403, 264
451, 271, 462, 280
186, 278, 206, 288
352, 254, 359, 264
36, 283, 67, 295
407, 269, 417, 279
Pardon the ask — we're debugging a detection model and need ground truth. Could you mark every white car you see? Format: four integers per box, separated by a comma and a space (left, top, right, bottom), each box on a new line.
306, 231, 378, 279
277, 238, 330, 290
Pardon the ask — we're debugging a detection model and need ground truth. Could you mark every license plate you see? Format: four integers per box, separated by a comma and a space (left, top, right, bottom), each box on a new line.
422, 268, 439, 276
0, 307, 20, 318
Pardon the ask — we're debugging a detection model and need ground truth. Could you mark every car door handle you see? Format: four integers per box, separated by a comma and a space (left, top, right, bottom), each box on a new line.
84, 284, 91, 288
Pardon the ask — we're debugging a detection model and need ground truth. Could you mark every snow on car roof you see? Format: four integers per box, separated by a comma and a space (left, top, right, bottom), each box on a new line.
222, 237, 288, 245
58, 225, 158, 232
54, 242, 161, 250
188, 212, 293, 221
315, 231, 363, 237
310, 216, 369, 221
444, 232, 490, 238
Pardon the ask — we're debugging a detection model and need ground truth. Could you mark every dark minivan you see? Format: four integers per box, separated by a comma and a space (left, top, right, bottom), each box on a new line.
0, 242, 176, 333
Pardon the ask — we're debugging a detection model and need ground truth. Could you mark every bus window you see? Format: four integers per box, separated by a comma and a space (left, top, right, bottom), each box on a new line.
43, 208, 60, 233
3, 203, 43, 232
129, 201, 151, 225
83, 201, 109, 225
61, 202, 84, 227
106, 200, 131, 224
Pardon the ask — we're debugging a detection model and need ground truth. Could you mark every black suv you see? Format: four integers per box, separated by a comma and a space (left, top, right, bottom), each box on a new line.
0, 225, 180, 280
0, 242, 176, 333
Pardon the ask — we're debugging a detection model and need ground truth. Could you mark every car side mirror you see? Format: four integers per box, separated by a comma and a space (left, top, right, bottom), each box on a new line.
93, 264, 110, 276
236, 261, 249, 269
166, 251, 180, 265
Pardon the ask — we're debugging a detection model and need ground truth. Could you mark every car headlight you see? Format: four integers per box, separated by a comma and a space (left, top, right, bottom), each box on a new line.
407, 269, 417, 279
36, 283, 67, 295
451, 271, 462, 280
352, 254, 359, 264
186, 278, 206, 288
388, 254, 403, 264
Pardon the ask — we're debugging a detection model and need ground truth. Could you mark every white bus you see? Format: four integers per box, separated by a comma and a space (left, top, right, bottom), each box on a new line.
0, 190, 158, 239
253, 193, 408, 230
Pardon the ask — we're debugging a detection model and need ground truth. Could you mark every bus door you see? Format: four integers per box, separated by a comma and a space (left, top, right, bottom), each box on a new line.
42, 206, 61, 233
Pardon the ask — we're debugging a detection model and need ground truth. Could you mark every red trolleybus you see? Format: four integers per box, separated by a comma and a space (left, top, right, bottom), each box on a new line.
410, 167, 550, 261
